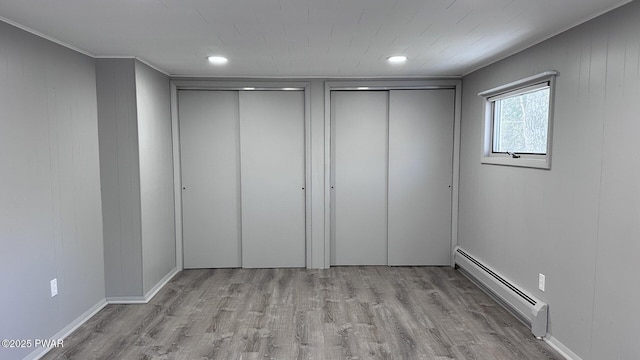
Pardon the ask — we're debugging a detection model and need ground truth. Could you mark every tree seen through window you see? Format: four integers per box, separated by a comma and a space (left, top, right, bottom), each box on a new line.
492, 87, 550, 154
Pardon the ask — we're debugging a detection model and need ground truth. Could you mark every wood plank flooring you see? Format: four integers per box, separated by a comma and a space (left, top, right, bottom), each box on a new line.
42, 267, 562, 360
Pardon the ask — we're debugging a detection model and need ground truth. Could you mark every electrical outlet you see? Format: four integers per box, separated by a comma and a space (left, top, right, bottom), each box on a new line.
50, 278, 58, 297
538, 273, 545, 292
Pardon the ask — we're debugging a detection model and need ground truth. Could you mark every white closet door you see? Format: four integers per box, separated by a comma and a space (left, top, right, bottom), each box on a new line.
179, 91, 241, 268
388, 89, 454, 265
331, 91, 389, 265
239, 90, 306, 268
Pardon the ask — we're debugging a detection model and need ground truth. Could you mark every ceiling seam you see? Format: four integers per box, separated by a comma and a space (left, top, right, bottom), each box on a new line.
168, 74, 463, 80
0, 16, 172, 76
460, 0, 633, 77
95, 56, 170, 77
0, 15, 94, 57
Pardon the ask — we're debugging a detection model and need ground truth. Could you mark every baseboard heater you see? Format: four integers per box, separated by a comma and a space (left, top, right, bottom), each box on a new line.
454, 246, 548, 339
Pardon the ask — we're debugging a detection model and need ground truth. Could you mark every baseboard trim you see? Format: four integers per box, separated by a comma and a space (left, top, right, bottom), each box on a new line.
22, 268, 180, 359
544, 335, 583, 360
105, 295, 147, 304
106, 267, 180, 305
24, 298, 108, 360
143, 267, 180, 302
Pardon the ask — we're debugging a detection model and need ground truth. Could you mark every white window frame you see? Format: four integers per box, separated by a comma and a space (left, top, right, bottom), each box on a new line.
479, 71, 557, 169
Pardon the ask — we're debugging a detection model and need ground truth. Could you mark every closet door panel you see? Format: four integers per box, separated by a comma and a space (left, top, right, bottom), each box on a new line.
239, 90, 306, 268
388, 89, 455, 265
179, 90, 241, 268
331, 91, 388, 265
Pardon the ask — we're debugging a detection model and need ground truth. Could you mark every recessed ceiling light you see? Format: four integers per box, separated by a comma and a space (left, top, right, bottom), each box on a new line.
208, 56, 228, 65
387, 55, 407, 64
357, 87, 370, 90
243, 87, 255, 91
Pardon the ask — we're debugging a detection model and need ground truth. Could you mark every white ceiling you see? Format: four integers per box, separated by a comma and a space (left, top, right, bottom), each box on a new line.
0, 0, 631, 77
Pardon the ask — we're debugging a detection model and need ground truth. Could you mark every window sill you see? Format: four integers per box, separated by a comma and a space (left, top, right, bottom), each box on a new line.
481, 155, 550, 169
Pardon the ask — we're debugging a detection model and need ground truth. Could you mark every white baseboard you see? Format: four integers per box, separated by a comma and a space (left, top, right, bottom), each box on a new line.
105, 295, 147, 304
544, 335, 584, 360
143, 267, 180, 302
24, 298, 108, 360
106, 267, 180, 304
23, 268, 181, 359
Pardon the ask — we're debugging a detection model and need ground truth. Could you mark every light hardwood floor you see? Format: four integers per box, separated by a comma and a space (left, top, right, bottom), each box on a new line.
43, 267, 561, 360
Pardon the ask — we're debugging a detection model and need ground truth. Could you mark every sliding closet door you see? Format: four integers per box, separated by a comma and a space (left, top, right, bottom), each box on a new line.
239, 90, 306, 268
388, 89, 454, 265
331, 91, 388, 265
179, 91, 241, 268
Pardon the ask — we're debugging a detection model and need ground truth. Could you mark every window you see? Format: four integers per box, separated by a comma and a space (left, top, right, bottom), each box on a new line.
479, 71, 557, 169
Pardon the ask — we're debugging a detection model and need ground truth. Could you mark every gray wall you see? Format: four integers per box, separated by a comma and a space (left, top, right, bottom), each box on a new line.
0, 21, 105, 360
97, 58, 175, 300
459, 1, 640, 359
97, 58, 144, 297
135, 61, 176, 294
